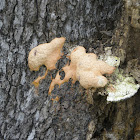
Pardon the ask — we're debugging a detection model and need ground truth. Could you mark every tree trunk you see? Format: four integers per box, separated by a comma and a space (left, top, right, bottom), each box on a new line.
0, 0, 140, 140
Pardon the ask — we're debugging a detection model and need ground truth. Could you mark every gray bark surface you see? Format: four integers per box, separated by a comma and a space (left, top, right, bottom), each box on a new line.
0, 0, 140, 140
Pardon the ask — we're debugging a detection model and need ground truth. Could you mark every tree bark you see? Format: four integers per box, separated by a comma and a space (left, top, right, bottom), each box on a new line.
0, 0, 140, 140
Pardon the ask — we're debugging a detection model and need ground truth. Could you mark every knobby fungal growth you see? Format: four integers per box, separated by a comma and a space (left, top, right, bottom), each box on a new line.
28, 37, 139, 103
28, 37, 66, 89
49, 46, 115, 95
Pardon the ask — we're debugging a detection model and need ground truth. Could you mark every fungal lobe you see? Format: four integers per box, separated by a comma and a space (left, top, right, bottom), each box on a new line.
28, 37, 66, 90
48, 46, 115, 95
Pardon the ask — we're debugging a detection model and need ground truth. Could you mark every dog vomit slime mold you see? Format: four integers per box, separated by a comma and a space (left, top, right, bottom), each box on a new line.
28, 38, 139, 102
28, 37, 66, 89
49, 46, 115, 94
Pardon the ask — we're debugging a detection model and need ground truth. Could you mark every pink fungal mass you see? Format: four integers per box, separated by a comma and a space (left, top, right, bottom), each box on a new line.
28, 37, 66, 89
48, 46, 115, 95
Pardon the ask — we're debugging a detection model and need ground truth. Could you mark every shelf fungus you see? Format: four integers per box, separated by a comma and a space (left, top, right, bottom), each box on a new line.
28, 37, 66, 90
106, 69, 140, 102
49, 46, 115, 95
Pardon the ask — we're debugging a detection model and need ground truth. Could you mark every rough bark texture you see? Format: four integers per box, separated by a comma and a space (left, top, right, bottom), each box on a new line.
0, 0, 140, 140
